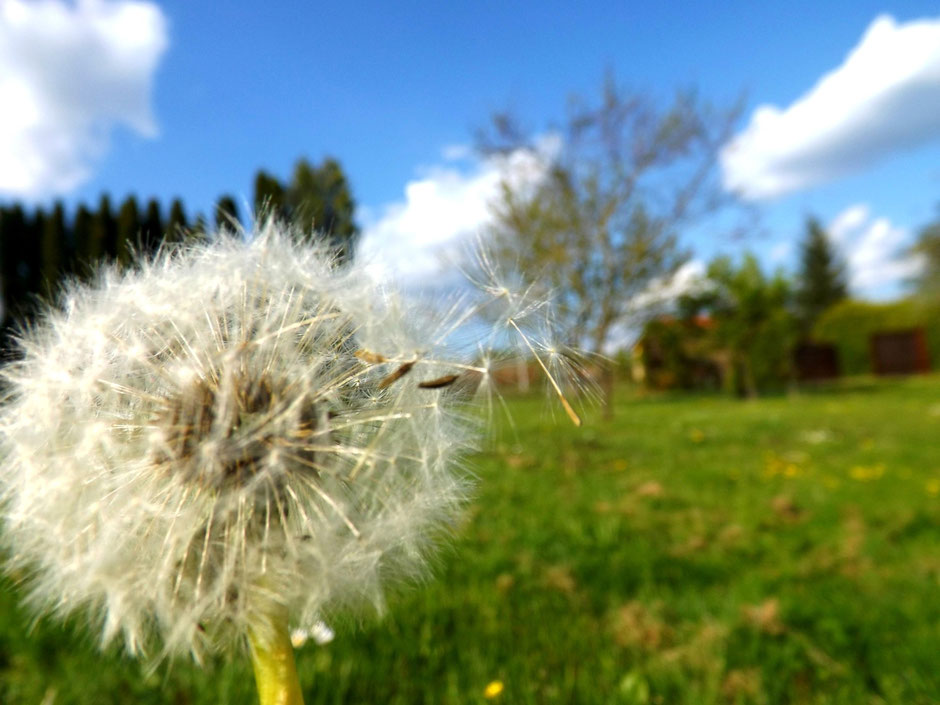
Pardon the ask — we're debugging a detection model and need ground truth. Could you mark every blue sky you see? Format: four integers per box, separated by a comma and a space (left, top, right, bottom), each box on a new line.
2, 1, 940, 300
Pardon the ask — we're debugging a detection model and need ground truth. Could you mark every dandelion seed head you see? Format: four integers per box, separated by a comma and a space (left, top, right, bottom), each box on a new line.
0, 219, 580, 662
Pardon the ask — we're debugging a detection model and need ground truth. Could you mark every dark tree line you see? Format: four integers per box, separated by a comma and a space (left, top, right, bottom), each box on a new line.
0, 155, 359, 334
0, 193, 226, 330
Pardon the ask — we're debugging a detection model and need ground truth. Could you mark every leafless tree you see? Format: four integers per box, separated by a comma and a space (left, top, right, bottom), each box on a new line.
479, 74, 741, 415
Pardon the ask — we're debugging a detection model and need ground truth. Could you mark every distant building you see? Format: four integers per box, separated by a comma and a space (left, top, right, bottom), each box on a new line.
793, 343, 840, 381
870, 328, 931, 375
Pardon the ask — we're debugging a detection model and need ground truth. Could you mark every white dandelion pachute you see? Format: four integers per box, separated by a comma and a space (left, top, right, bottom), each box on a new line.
0, 219, 582, 670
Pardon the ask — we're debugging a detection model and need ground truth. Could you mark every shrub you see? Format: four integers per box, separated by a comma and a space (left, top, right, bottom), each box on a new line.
813, 299, 940, 374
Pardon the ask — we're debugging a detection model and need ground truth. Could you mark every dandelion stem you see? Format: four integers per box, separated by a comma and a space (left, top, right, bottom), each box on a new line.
248, 608, 305, 705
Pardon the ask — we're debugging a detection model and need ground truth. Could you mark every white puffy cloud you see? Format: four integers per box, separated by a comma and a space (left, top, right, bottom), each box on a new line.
0, 0, 168, 197
828, 203, 870, 244
630, 260, 707, 310
828, 204, 924, 296
769, 241, 792, 264
596, 261, 709, 352
721, 14, 940, 200
358, 139, 556, 282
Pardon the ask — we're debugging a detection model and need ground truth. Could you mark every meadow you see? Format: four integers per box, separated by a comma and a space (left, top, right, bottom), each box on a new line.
1, 375, 938, 704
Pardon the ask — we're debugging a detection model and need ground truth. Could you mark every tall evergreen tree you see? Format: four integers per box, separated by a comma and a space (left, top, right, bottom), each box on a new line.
795, 217, 847, 334
23, 208, 45, 297
250, 158, 359, 262
140, 199, 164, 255
0, 205, 30, 326
93, 194, 117, 261
116, 196, 140, 267
286, 157, 358, 261
72, 205, 95, 275
215, 195, 240, 231
41, 202, 67, 295
253, 170, 286, 220
166, 198, 188, 244
191, 213, 209, 239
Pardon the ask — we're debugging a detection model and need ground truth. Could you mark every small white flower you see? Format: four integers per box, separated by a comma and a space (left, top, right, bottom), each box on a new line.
0, 220, 576, 663
290, 619, 334, 648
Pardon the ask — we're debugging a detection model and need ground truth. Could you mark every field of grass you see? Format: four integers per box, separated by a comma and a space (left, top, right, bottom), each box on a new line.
1, 375, 939, 704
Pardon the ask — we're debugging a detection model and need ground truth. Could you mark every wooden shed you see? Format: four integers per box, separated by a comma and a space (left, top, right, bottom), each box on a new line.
869, 328, 931, 375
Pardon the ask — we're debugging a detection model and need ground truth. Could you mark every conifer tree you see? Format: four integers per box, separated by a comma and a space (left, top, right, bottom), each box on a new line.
93, 194, 117, 261
286, 157, 358, 261
72, 205, 96, 275
252, 159, 359, 262
795, 217, 847, 333
41, 202, 67, 295
253, 170, 286, 220
0, 205, 30, 326
116, 196, 140, 267
166, 198, 188, 244
141, 199, 164, 255
215, 195, 240, 232
24, 208, 45, 297
192, 213, 208, 238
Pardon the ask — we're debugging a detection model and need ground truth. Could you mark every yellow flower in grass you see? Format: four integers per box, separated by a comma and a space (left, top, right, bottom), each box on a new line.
484, 680, 505, 699
762, 452, 803, 479
849, 464, 885, 481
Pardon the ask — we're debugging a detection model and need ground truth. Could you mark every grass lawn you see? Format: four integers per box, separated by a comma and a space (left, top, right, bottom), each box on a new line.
1, 375, 938, 704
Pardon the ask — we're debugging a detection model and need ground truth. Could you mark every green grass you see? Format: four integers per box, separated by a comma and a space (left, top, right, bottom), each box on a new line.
2, 376, 939, 704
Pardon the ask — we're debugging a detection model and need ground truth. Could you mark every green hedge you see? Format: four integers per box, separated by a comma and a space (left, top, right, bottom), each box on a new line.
813, 298, 940, 375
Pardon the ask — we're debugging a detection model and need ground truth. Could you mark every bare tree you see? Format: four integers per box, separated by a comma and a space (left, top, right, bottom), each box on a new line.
479, 74, 740, 415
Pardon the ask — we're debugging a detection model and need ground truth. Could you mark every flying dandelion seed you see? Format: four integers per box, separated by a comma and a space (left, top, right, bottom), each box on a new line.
0, 219, 581, 702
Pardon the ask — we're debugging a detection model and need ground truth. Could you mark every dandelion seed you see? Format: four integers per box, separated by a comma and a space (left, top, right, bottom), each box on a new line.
354, 349, 388, 364
417, 374, 460, 389
377, 360, 416, 389
0, 219, 581, 704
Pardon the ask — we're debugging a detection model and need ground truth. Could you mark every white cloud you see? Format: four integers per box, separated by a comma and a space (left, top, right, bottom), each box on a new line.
721, 14, 940, 200
598, 261, 708, 352
440, 143, 472, 162
769, 241, 791, 264
827, 204, 924, 297
631, 260, 707, 310
0, 0, 168, 197
828, 203, 870, 244
358, 139, 556, 283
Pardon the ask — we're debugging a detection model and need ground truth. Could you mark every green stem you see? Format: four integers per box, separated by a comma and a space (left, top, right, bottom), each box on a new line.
248, 609, 305, 705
